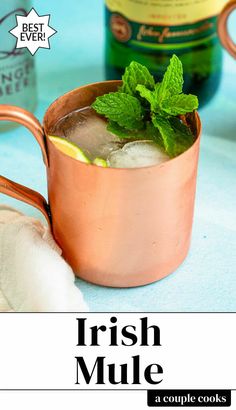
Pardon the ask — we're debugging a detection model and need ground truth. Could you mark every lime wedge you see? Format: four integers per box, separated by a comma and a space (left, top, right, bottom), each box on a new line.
48, 136, 90, 164
93, 158, 108, 167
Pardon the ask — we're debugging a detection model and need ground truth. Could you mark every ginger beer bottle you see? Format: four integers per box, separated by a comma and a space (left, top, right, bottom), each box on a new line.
0, 0, 37, 131
105, 0, 225, 106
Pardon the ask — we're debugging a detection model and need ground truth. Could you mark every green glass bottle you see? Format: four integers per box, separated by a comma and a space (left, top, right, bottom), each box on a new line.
105, 0, 225, 107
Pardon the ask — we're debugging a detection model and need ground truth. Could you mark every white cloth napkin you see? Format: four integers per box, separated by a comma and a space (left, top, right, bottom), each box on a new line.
0, 205, 88, 312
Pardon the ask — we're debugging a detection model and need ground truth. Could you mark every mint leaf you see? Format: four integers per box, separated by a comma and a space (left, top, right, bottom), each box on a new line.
152, 115, 176, 157
156, 54, 184, 102
146, 121, 165, 149
121, 61, 155, 96
136, 84, 159, 112
169, 117, 195, 155
169, 117, 195, 145
137, 67, 198, 117
152, 115, 194, 157
161, 94, 199, 116
107, 120, 162, 144
136, 55, 198, 117
92, 92, 144, 131
107, 121, 144, 140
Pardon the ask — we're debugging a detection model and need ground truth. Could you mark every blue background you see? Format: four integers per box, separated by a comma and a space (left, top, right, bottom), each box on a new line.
0, 0, 236, 311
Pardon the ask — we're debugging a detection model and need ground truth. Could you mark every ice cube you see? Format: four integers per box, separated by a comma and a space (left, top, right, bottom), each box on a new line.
52, 107, 121, 160
107, 141, 170, 168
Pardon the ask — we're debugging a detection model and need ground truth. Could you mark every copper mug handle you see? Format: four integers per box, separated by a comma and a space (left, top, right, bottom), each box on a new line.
218, 0, 236, 58
0, 105, 51, 226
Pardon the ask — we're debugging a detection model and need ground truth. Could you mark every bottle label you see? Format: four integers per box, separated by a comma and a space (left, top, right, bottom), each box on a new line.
0, 3, 36, 109
106, 0, 225, 50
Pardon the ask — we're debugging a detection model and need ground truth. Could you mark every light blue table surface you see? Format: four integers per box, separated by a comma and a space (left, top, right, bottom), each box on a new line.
0, 0, 236, 312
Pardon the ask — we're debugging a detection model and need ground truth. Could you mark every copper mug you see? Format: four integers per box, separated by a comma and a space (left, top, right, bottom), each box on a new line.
0, 82, 201, 287
218, 0, 236, 58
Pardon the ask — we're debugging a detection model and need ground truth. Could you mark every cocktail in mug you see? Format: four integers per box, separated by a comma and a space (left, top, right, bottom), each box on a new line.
0, 57, 201, 287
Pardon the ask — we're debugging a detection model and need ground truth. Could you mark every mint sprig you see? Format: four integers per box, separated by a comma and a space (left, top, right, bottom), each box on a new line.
136, 84, 160, 113
120, 61, 155, 97
92, 55, 199, 158
161, 94, 199, 116
152, 114, 194, 157
156, 54, 183, 100
92, 92, 144, 131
